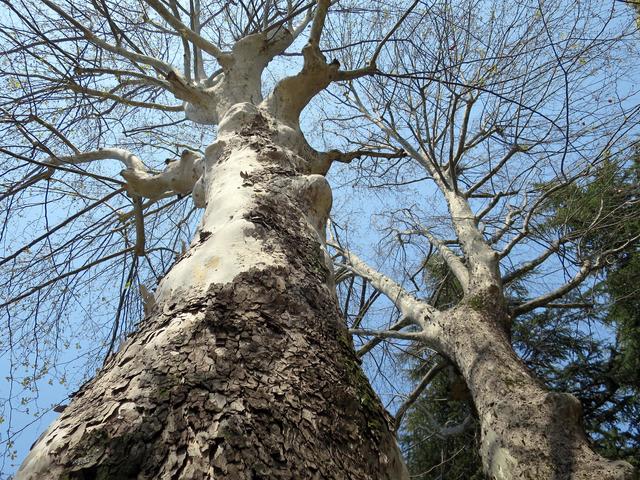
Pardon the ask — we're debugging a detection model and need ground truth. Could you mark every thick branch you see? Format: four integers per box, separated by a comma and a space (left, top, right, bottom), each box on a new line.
48, 148, 203, 200
262, 2, 376, 123
418, 227, 470, 291
313, 147, 406, 174
48, 149, 148, 171
132, 196, 146, 256
308, 0, 330, 45
336, 247, 438, 334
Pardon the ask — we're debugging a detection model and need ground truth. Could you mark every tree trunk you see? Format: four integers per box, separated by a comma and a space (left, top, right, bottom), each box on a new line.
438, 287, 635, 480
17, 107, 407, 479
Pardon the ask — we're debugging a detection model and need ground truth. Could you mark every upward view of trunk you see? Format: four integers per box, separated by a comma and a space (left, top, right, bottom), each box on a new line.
435, 288, 636, 480
16, 105, 407, 479
347, 183, 637, 479
5, 1, 637, 478
423, 193, 637, 479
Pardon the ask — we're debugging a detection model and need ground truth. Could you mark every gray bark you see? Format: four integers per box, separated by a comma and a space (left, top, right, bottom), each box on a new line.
435, 287, 636, 480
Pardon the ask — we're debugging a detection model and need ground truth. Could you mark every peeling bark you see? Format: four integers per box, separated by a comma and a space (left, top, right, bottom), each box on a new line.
434, 288, 636, 480
17, 108, 407, 480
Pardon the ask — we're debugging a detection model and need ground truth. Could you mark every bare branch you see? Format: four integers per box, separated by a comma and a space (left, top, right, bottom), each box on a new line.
370, 0, 421, 67
334, 246, 436, 326
0, 248, 135, 309
142, 0, 231, 67
40, 0, 176, 74
349, 328, 423, 342
512, 233, 640, 316
395, 361, 446, 431
357, 316, 411, 358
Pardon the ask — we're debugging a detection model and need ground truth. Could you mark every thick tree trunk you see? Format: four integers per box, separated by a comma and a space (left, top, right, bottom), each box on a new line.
17, 107, 407, 479
437, 287, 635, 480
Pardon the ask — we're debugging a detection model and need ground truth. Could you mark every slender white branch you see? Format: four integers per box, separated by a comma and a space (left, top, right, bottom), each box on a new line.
48, 148, 148, 171
290, 4, 314, 40
511, 234, 640, 316
500, 182, 569, 259
335, 246, 436, 325
488, 205, 520, 245
60, 81, 183, 111
418, 227, 470, 291
502, 240, 561, 285
511, 261, 594, 316
349, 87, 449, 191
143, 0, 231, 67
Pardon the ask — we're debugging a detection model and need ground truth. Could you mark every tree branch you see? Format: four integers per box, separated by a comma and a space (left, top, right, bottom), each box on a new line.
41, 0, 176, 74
0, 248, 135, 309
356, 316, 411, 358
335, 246, 436, 325
395, 361, 446, 431
511, 233, 639, 316
349, 328, 423, 342
142, 0, 231, 67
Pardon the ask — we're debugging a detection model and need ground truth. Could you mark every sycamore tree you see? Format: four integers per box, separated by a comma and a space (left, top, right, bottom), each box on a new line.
323, 0, 640, 478
0, 1, 638, 480
0, 0, 412, 478
396, 158, 640, 478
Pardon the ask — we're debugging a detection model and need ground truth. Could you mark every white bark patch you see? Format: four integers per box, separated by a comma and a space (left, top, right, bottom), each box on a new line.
154, 146, 281, 306
217, 102, 260, 134
185, 100, 219, 124
291, 174, 332, 236
481, 428, 518, 480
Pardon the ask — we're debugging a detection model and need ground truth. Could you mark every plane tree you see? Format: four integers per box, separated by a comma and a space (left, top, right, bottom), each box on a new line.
0, 1, 412, 478
326, 0, 640, 478
0, 0, 637, 479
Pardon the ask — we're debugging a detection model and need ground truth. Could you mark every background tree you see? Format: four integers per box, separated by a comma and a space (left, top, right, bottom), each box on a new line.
326, 0, 640, 478
397, 155, 640, 478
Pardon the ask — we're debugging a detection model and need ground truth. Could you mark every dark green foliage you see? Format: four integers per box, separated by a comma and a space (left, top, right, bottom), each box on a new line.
544, 156, 639, 388
401, 364, 484, 480
513, 308, 640, 467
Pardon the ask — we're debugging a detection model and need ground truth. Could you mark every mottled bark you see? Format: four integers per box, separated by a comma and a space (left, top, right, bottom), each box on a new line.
435, 288, 636, 480
17, 109, 407, 479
